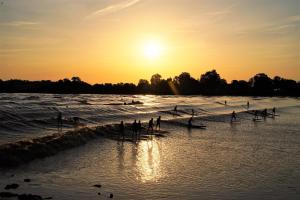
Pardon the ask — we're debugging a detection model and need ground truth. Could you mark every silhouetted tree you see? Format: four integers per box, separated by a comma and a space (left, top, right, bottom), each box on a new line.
273, 76, 298, 96
150, 74, 162, 93
249, 73, 273, 95
71, 76, 82, 83
174, 72, 199, 94
0, 71, 299, 96
137, 79, 151, 93
199, 70, 227, 95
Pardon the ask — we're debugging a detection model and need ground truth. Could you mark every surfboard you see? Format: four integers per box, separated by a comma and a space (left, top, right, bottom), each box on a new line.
188, 125, 206, 129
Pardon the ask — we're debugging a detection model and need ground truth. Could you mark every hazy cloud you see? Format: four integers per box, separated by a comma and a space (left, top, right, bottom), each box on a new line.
86, 0, 141, 19
0, 21, 40, 27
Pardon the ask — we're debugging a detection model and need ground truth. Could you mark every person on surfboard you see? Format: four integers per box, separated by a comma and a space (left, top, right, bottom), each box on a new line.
147, 118, 154, 134
272, 107, 276, 116
156, 116, 161, 131
262, 109, 268, 118
132, 120, 138, 137
191, 109, 195, 117
231, 111, 237, 122
137, 120, 142, 137
119, 121, 125, 140
174, 105, 178, 113
254, 110, 259, 120
188, 117, 193, 128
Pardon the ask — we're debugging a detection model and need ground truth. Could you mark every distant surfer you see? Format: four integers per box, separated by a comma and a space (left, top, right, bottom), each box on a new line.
231, 111, 237, 122
132, 120, 137, 137
156, 116, 161, 131
225, 100, 227, 105
262, 109, 267, 118
174, 105, 178, 113
191, 109, 195, 117
272, 107, 276, 116
254, 110, 259, 120
57, 112, 62, 129
147, 118, 154, 134
137, 120, 142, 137
73, 117, 80, 126
119, 121, 125, 140
188, 117, 193, 128
247, 101, 250, 110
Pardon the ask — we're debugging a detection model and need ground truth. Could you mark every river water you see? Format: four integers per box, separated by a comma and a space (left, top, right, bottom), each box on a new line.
0, 94, 299, 199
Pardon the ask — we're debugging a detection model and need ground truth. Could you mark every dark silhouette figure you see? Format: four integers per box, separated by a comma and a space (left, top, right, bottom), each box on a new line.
231, 111, 237, 122
119, 121, 125, 140
188, 117, 193, 128
174, 105, 178, 113
156, 116, 161, 130
73, 117, 80, 126
225, 100, 227, 105
272, 107, 276, 116
132, 120, 137, 137
191, 109, 195, 116
137, 120, 142, 137
262, 109, 268, 118
57, 112, 62, 130
147, 118, 154, 134
254, 110, 259, 120
247, 101, 250, 110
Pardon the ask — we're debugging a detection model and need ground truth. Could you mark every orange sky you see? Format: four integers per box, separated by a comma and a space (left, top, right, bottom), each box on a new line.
0, 0, 299, 83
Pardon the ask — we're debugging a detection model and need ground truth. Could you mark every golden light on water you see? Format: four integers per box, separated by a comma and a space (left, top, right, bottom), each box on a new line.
136, 140, 162, 183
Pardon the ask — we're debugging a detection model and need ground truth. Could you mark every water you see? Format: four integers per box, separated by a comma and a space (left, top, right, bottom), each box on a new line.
0, 94, 299, 199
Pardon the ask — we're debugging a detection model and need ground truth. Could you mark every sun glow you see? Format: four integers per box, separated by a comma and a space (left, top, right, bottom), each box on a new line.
143, 39, 165, 60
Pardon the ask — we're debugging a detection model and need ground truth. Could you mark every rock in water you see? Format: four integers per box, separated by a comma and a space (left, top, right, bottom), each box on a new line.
0, 192, 18, 197
4, 183, 19, 190
93, 184, 102, 188
109, 193, 114, 198
18, 194, 43, 200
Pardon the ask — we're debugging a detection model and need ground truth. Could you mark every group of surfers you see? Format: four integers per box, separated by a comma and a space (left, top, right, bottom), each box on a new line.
231, 107, 276, 122
56, 101, 277, 136
118, 116, 162, 139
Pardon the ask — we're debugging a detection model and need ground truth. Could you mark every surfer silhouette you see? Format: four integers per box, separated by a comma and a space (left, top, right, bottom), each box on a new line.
120, 121, 125, 140
174, 105, 178, 113
156, 116, 161, 130
231, 111, 237, 122
147, 118, 154, 134
188, 117, 193, 128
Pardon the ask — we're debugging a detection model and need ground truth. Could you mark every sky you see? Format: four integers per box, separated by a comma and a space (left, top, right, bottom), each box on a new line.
0, 0, 300, 83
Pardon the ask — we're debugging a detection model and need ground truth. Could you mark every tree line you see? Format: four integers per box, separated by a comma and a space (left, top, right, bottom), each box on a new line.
0, 70, 299, 96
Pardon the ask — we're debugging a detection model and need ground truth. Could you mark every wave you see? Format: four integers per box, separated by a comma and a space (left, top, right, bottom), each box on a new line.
0, 127, 99, 168
0, 103, 292, 169
0, 121, 169, 169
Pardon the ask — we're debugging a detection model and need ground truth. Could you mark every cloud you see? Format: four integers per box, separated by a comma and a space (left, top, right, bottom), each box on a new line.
86, 0, 141, 19
0, 21, 40, 27
236, 14, 300, 38
286, 15, 300, 23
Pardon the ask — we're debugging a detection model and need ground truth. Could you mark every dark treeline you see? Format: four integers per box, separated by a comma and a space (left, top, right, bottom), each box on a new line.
0, 70, 299, 96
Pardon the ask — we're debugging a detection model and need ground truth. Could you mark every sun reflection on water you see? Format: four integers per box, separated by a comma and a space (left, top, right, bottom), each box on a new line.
136, 139, 163, 183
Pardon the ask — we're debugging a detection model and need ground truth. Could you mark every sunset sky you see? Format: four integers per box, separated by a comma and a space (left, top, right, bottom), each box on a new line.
0, 0, 299, 83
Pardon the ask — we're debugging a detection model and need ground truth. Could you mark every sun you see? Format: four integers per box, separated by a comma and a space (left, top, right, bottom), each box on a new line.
143, 40, 164, 60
